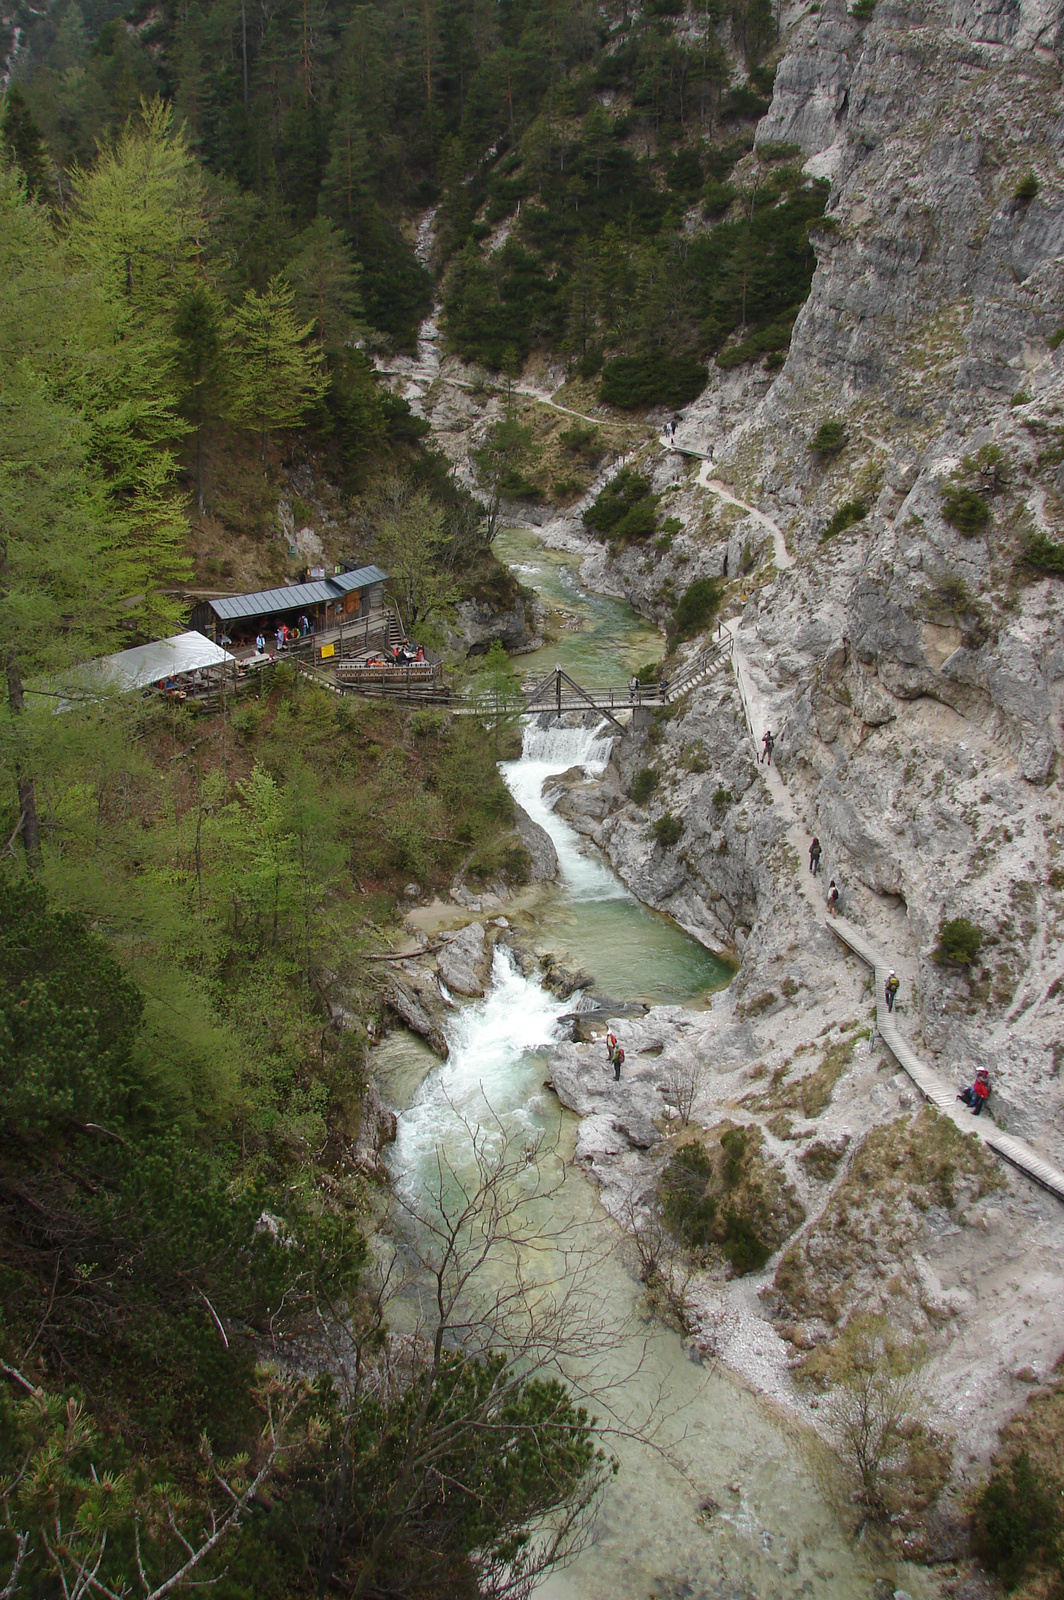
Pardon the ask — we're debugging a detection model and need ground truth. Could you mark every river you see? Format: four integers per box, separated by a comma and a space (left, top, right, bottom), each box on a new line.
372, 527, 929, 1600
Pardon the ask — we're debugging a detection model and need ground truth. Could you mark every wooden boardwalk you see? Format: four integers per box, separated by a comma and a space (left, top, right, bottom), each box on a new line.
829, 916, 1064, 1204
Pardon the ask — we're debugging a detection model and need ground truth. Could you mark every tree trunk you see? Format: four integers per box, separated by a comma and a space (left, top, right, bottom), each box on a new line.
5, 656, 42, 875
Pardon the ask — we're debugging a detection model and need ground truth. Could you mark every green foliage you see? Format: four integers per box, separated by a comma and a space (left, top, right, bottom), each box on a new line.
810, 418, 848, 454
933, 916, 984, 965
716, 317, 795, 368
1026, 534, 1064, 574
1014, 170, 1039, 201
599, 353, 708, 410
1, 85, 53, 200
651, 812, 683, 846
1048, 325, 1064, 350
850, 0, 876, 17
630, 766, 661, 804
584, 468, 660, 542
974, 1451, 1064, 1590
670, 577, 723, 642
941, 484, 989, 535
712, 787, 734, 809
226, 276, 329, 458
657, 1141, 772, 1273
821, 498, 868, 541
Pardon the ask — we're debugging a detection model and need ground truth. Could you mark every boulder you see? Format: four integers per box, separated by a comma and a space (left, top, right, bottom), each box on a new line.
513, 802, 559, 881
437, 921, 493, 997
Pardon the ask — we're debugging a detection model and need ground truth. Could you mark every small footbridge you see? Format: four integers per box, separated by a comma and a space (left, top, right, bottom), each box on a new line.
520, 636, 732, 730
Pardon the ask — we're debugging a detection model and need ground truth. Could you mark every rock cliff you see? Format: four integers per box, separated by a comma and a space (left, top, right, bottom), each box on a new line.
537, 0, 1064, 1497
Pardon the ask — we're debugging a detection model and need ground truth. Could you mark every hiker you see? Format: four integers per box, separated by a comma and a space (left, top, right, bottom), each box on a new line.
885, 970, 900, 1013
958, 1067, 991, 1116
809, 837, 822, 876
255, 631, 266, 655
613, 1044, 625, 1081
826, 879, 840, 915
760, 729, 775, 765
605, 1029, 617, 1068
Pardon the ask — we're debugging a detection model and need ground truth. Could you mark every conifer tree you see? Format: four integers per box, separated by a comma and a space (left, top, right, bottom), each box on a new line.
286, 216, 366, 355
173, 283, 227, 512
0, 86, 54, 202
0, 169, 125, 869
226, 276, 328, 459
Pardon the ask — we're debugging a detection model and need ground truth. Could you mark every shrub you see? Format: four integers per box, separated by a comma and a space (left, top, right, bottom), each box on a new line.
635, 661, 663, 685
941, 485, 989, 535
933, 916, 983, 965
629, 766, 660, 804
1048, 325, 1064, 351
712, 787, 734, 809
821, 498, 868, 541
599, 353, 708, 410
651, 812, 683, 847
1026, 534, 1064, 574
810, 418, 848, 454
974, 1450, 1064, 1590
576, 344, 603, 378
929, 574, 971, 613
583, 468, 658, 542
559, 422, 602, 462
703, 179, 737, 218
850, 0, 875, 16
1014, 170, 1039, 202
670, 577, 723, 643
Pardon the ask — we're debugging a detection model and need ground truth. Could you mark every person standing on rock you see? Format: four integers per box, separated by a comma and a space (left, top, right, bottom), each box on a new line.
760, 729, 774, 765
827, 879, 840, 915
809, 837, 822, 876
613, 1044, 625, 1081
885, 970, 900, 1013
606, 1029, 618, 1070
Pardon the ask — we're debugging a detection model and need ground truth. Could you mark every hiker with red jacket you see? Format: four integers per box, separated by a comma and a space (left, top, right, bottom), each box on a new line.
958, 1067, 991, 1116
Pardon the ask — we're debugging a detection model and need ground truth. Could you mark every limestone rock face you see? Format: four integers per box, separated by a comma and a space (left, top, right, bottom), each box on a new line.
436, 921, 493, 997
512, 802, 559, 881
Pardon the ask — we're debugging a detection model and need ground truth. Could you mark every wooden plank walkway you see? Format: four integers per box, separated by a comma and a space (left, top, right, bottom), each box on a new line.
829, 916, 1064, 1203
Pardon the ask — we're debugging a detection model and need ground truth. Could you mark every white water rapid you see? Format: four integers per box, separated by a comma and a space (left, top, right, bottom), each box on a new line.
376, 607, 930, 1600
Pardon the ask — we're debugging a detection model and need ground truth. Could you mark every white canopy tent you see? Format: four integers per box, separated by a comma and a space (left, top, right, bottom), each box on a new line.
94, 632, 236, 692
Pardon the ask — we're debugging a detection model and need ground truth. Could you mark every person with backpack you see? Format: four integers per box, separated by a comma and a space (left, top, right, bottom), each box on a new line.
809, 837, 822, 876
760, 729, 775, 765
885, 970, 900, 1013
613, 1043, 625, 1081
958, 1067, 991, 1115
605, 1029, 617, 1069
827, 879, 840, 915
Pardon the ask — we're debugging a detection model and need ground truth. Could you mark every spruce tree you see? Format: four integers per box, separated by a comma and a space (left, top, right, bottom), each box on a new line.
225, 277, 328, 460
173, 284, 227, 512
0, 86, 53, 202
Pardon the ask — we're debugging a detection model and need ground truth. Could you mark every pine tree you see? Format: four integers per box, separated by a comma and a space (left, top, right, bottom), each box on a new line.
0, 86, 54, 202
226, 277, 328, 460
286, 216, 366, 355
173, 284, 227, 512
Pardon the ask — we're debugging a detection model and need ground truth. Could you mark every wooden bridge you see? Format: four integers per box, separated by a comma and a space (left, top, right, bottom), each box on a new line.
305, 631, 736, 722
519, 637, 733, 729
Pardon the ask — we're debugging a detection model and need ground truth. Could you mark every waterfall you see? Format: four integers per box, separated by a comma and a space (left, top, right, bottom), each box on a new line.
519, 716, 615, 770
502, 717, 628, 904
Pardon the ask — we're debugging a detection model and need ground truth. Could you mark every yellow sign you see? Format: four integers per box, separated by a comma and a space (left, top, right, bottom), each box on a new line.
320, 643, 335, 660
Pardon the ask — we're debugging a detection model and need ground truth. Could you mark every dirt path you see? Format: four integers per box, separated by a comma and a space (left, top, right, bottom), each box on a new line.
695, 458, 795, 570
